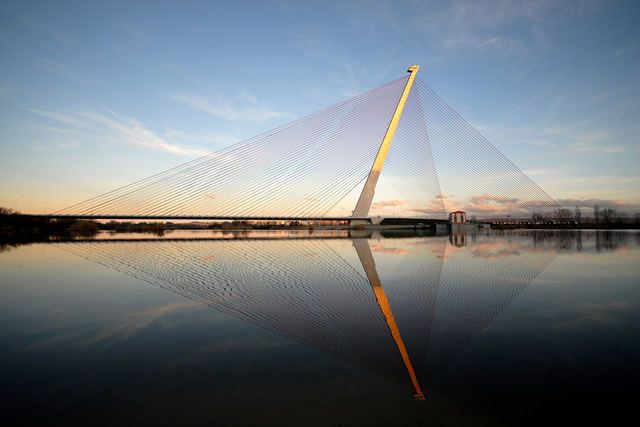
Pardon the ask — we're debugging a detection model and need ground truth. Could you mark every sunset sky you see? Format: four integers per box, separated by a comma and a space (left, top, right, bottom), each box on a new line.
1, 0, 639, 215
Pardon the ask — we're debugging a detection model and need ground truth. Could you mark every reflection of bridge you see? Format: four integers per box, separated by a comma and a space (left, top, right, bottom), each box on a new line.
61, 233, 556, 399
37, 65, 557, 222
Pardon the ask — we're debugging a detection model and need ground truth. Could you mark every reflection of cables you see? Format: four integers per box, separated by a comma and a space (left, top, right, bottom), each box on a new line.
59, 232, 559, 394
61, 239, 412, 387
423, 232, 558, 382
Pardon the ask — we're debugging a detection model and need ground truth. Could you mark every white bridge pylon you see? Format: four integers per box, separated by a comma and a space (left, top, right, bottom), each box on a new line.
351, 65, 420, 224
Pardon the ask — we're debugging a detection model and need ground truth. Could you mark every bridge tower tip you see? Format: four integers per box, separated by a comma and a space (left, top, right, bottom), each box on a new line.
407, 64, 420, 73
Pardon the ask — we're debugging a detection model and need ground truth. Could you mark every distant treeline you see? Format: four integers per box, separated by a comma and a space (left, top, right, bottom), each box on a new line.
490, 222, 639, 230
533, 206, 639, 225
0, 208, 317, 240
0, 208, 100, 238
496, 206, 640, 229
97, 220, 315, 233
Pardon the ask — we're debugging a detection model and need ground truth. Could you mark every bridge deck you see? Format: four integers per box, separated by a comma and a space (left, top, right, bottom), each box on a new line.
26, 215, 449, 223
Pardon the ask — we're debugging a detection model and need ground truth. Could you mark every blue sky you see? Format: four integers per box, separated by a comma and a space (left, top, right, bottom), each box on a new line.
1, 0, 639, 214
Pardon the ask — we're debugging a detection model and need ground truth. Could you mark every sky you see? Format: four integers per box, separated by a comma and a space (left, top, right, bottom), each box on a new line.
0, 0, 639, 215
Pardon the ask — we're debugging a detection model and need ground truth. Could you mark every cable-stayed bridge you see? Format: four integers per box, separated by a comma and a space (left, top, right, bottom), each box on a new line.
44, 65, 558, 223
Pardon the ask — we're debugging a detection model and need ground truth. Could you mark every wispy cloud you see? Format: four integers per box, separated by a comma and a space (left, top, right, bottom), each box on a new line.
121, 20, 147, 42
289, 33, 392, 98
40, 58, 107, 85
82, 110, 210, 156
28, 108, 210, 156
442, 34, 522, 52
545, 126, 625, 153
556, 198, 640, 211
173, 90, 293, 122
410, 0, 605, 56
411, 1, 536, 54
23, 302, 198, 351
26, 108, 88, 127
371, 199, 408, 209
470, 194, 519, 204
482, 123, 626, 154
162, 128, 238, 148
567, 135, 625, 153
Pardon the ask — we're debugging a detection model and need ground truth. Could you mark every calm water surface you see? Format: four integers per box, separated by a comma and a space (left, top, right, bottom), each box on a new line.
1, 230, 639, 425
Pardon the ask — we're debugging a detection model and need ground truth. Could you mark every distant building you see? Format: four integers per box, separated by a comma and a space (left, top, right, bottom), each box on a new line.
449, 210, 466, 224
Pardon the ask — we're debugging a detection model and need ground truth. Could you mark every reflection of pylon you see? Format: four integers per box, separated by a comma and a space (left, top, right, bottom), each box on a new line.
353, 238, 425, 400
